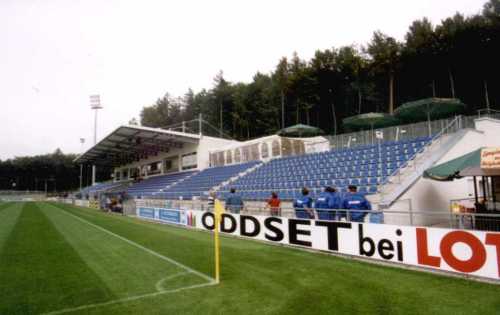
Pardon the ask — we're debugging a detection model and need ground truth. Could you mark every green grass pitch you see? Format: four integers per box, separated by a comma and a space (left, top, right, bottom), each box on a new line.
0, 201, 499, 314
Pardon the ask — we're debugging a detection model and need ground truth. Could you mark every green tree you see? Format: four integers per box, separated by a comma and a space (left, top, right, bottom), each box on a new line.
367, 31, 402, 113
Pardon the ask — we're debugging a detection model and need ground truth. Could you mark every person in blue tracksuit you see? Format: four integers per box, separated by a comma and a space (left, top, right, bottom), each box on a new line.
341, 185, 372, 222
329, 187, 343, 220
315, 187, 341, 220
225, 188, 244, 214
293, 187, 314, 219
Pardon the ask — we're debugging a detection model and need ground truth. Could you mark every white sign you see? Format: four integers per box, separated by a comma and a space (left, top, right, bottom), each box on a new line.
193, 211, 500, 281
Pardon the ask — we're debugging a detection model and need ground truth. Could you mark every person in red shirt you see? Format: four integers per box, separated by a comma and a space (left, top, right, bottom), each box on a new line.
266, 192, 281, 216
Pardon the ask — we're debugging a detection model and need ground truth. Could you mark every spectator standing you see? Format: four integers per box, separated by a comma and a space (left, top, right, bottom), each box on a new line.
266, 192, 281, 216
341, 185, 372, 222
225, 188, 244, 214
293, 187, 314, 219
315, 187, 341, 220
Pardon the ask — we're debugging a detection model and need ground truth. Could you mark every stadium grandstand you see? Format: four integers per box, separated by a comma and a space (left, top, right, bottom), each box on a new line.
74, 109, 500, 228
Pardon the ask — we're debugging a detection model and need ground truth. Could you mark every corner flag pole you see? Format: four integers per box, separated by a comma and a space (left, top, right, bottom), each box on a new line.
213, 199, 224, 284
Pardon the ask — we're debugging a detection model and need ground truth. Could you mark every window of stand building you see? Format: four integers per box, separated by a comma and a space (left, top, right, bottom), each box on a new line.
181, 152, 197, 170
234, 149, 241, 163
209, 153, 215, 167
293, 140, 305, 155
114, 171, 121, 181
164, 157, 179, 173
226, 150, 233, 164
242, 146, 250, 162
148, 161, 162, 175
272, 140, 280, 157
261, 142, 269, 159
217, 151, 225, 166
281, 138, 292, 156
250, 144, 259, 161
141, 165, 148, 177
121, 169, 128, 180
130, 167, 139, 180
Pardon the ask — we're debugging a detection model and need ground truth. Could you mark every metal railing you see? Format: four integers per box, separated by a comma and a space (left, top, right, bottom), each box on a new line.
160, 117, 234, 140
326, 109, 499, 149
478, 108, 500, 118
378, 115, 462, 192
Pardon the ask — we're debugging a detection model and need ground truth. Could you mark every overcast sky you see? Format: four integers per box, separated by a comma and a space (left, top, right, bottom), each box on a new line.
0, 0, 486, 159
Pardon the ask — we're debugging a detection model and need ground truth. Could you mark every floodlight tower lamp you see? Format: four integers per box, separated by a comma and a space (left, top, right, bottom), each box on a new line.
90, 94, 102, 185
90, 94, 102, 145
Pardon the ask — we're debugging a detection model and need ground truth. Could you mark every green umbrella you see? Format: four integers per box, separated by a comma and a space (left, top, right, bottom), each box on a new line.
423, 148, 482, 181
343, 112, 400, 132
394, 98, 466, 136
277, 124, 324, 137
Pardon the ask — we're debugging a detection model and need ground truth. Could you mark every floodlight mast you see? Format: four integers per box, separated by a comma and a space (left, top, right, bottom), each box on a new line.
90, 95, 102, 185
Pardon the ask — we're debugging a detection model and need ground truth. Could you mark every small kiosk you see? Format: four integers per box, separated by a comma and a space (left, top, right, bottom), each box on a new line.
424, 147, 500, 231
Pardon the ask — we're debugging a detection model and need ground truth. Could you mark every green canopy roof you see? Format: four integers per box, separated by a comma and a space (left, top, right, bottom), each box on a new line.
394, 98, 466, 123
342, 112, 400, 131
278, 124, 324, 137
423, 148, 482, 181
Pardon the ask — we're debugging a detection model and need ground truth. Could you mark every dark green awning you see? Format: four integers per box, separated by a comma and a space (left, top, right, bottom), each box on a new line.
423, 148, 482, 181
394, 98, 466, 123
278, 124, 324, 137
342, 112, 400, 132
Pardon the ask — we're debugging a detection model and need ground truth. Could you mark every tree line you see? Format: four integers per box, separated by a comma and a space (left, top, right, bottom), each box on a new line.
0, 149, 111, 192
140, 0, 499, 139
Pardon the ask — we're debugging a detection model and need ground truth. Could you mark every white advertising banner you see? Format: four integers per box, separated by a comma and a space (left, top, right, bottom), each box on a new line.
137, 208, 500, 281
192, 211, 500, 281
136, 207, 194, 226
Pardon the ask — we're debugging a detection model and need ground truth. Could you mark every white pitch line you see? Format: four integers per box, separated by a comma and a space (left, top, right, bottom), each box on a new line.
155, 271, 191, 292
52, 205, 215, 284
43, 281, 215, 315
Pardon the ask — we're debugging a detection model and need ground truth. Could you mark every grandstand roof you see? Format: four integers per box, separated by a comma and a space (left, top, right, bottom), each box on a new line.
75, 125, 201, 167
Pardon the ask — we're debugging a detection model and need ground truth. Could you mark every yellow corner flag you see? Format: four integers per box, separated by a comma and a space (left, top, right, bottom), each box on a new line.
213, 199, 224, 284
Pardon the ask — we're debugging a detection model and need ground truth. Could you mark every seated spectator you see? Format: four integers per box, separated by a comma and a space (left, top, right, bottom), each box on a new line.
315, 186, 341, 221
266, 192, 281, 216
225, 188, 244, 214
293, 187, 314, 219
341, 185, 372, 222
